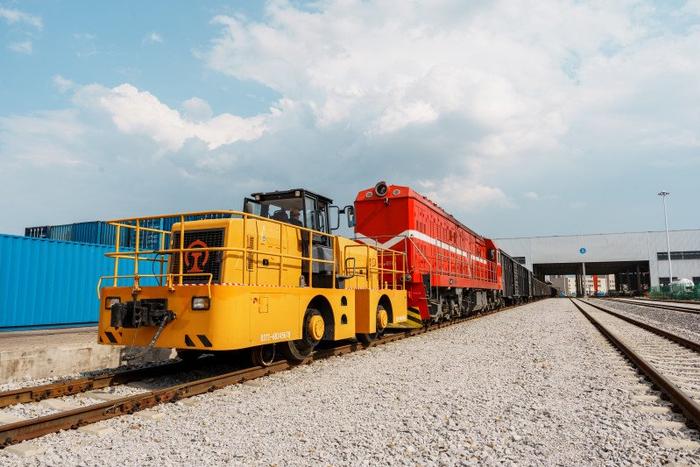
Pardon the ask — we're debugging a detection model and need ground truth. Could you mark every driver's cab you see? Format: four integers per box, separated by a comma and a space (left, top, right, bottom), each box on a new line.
244, 189, 333, 241
244, 189, 337, 287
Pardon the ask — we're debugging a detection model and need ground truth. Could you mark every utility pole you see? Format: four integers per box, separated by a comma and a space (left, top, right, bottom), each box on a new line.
658, 191, 673, 284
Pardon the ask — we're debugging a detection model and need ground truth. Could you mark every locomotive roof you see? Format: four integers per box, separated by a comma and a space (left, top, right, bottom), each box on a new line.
250, 189, 333, 204
356, 184, 490, 242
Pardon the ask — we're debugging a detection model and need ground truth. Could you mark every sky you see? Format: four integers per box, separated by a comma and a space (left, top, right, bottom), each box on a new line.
0, 0, 698, 238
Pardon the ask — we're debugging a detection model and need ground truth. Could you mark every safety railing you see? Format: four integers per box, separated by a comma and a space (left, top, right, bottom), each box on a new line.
342, 243, 407, 290
98, 210, 401, 296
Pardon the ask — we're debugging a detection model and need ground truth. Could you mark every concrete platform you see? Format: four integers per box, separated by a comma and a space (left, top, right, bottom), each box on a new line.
0, 327, 172, 384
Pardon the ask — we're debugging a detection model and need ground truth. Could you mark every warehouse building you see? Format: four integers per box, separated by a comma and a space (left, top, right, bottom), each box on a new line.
495, 229, 700, 294
549, 274, 615, 296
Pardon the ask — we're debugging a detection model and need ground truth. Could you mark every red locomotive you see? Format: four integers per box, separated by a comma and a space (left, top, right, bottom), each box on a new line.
354, 181, 550, 323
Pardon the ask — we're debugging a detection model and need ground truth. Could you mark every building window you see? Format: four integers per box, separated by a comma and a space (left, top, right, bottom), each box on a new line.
656, 251, 700, 260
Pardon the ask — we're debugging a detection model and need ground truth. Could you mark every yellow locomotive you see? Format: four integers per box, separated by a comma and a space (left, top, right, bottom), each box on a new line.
97, 189, 409, 365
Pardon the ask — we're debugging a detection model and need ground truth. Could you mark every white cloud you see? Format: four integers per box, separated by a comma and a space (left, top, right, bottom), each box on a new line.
419, 178, 513, 212
52, 75, 75, 93
182, 97, 213, 121
683, 0, 700, 16
0, 7, 42, 29
0, 110, 86, 167
7, 40, 32, 54
205, 1, 626, 141
524, 191, 540, 200
72, 83, 267, 151
143, 31, 163, 44
373, 101, 438, 135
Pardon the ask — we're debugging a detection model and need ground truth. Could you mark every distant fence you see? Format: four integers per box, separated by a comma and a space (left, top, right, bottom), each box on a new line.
649, 285, 700, 301
0, 234, 153, 330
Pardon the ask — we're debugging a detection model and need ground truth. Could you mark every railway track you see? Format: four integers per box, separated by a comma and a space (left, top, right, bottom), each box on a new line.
0, 361, 191, 409
605, 297, 700, 315
642, 298, 700, 306
0, 301, 531, 448
572, 298, 700, 428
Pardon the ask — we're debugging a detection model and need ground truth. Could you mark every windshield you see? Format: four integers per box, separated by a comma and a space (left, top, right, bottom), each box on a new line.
246, 197, 306, 227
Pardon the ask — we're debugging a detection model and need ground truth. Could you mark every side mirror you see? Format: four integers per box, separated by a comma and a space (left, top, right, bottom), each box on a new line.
344, 205, 356, 228
344, 257, 357, 277
329, 205, 340, 231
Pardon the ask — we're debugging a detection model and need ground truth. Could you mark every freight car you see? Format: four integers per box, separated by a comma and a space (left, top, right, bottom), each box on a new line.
354, 182, 553, 321
499, 250, 554, 303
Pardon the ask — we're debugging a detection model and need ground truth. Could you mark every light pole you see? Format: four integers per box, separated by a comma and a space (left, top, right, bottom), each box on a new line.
658, 191, 672, 285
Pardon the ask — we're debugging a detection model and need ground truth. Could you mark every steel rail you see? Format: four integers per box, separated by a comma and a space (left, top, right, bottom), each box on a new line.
624, 297, 700, 305
0, 300, 535, 447
0, 361, 189, 409
571, 298, 700, 428
583, 299, 700, 352
604, 297, 700, 315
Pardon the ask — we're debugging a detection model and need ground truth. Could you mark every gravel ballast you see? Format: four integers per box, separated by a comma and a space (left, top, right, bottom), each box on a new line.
597, 298, 700, 344
3, 298, 700, 465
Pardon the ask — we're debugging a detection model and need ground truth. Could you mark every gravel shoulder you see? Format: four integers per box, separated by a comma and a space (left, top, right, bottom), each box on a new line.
3, 298, 700, 466
596, 298, 700, 344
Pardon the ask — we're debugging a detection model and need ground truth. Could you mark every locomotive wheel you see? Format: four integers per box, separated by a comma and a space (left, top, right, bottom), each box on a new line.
250, 344, 276, 367
449, 299, 459, 320
282, 308, 324, 362
430, 298, 444, 323
357, 305, 388, 345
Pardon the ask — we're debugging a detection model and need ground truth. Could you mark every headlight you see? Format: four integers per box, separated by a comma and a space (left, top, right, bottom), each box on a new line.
192, 297, 210, 310
374, 180, 388, 197
105, 297, 121, 310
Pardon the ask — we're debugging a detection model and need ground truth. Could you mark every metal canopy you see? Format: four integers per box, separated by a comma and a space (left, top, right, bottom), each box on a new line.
533, 260, 650, 276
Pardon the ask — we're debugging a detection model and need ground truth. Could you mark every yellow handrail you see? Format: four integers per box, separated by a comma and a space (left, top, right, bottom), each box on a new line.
343, 243, 407, 290
99, 209, 393, 293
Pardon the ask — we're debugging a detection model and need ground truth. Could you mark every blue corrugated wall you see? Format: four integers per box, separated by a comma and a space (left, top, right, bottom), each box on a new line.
0, 234, 158, 330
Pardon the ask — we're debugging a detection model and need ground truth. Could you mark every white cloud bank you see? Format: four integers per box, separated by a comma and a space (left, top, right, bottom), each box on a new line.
2, 0, 700, 233
0, 82, 269, 169
201, 0, 700, 207
77, 84, 267, 151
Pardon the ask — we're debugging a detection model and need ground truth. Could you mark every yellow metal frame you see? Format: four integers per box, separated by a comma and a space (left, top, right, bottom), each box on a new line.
96, 210, 412, 351
98, 210, 406, 296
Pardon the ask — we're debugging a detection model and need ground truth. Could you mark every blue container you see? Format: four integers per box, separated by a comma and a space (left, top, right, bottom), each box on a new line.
24, 221, 118, 246
25, 214, 235, 247
0, 234, 160, 330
